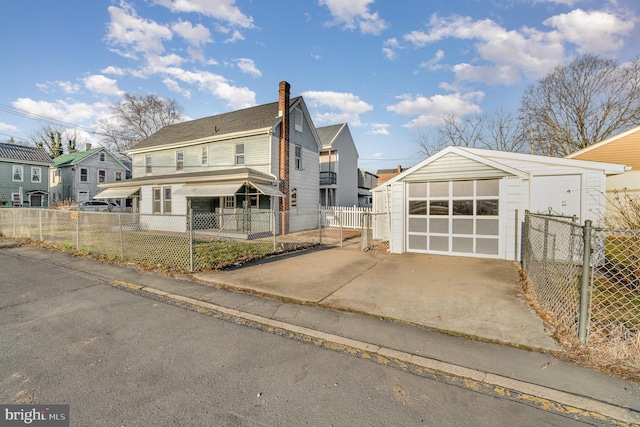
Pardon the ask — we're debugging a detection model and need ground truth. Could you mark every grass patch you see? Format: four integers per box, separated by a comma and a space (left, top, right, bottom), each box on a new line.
194, 240, 280, 270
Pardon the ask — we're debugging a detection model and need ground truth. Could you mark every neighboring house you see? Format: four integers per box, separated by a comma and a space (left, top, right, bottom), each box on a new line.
0, 142, 52, 207
357, 169, 377, 208
376, 165, 408, 184
565, 125, 637, 202
372, 146, 626, 260
98, 81, 322, 237
50, 145, 130, 206
317, 123, 359, 207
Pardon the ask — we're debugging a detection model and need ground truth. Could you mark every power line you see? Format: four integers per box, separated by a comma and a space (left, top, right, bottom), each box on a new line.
0, 103, 101, 136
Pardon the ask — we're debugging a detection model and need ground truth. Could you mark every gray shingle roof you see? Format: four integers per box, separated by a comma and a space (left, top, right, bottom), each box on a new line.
316, 124, 344, 148
130, 97, 301, 152
0, 142, 52, 164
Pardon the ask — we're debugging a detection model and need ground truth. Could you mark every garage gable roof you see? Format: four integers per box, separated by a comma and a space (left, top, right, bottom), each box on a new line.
377, 146, 528, 188
376, 146, 628, 190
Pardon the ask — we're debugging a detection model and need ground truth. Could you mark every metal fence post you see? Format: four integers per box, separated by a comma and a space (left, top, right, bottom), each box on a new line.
13, 209, 16, 237
578, 219, 592, 343
272, 210, 276, 251
319, 210, 323, 245
119, 213, 125, 259
39, 209, 43, 242
76, 212, 80, 250
189, 207, 194, 272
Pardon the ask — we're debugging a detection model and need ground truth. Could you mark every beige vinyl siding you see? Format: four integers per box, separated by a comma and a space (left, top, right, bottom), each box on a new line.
403, 153, 511, 182
504, 177, 527, 260
389, 182, 405, 253
570, 132, 640, 169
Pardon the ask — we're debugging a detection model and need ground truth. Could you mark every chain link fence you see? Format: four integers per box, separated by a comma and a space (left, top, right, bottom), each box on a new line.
361, 212, 390, 252
522, 212, 640, 367
0, 207, 377, 272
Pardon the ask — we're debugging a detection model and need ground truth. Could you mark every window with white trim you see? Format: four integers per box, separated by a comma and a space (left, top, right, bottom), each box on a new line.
145, 155, 152, 174
98, 169, 106, 183
224, 196, 235, 209
12, 165, 23, 182
176, 151, 184, 171
115, 171, 123, 181
295, 108, 303, 132
31, 167, 41, 183
163, 187, 172, 213
80, 168, 88, 182
295, 145, 302, 170
99, 152, 105, 162
201, 147, 208, 166
235, 143, 245, 165
153, 188, 161, 213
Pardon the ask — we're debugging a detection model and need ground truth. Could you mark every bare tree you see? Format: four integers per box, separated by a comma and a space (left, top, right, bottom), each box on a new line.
417, 110, 528, 156
97, 93, 184, 155
520, 54, 640, 157
27, 125, 84, 158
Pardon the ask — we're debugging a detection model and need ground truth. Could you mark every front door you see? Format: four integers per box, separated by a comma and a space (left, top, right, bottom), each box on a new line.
31, 194, 42, 207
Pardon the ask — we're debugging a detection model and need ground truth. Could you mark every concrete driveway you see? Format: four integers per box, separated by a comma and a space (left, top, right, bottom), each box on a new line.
194, 245, 559, 351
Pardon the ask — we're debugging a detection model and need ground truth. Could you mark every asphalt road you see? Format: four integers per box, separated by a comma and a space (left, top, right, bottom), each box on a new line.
0, 248, 595, 426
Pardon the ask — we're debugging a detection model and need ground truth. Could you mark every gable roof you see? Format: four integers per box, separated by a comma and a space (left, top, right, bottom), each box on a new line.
316, 124, 345, 148
53, 147, 104, 167
0, 142, 52, 164
53, 147, 130, 171
375, 146, 627, 189
565, 124, 640, 169
129, 97, 302, 153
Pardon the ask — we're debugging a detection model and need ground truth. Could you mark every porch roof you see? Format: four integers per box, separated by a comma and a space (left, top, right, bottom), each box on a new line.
94, 186, 141, 199
174, 183, 244, 197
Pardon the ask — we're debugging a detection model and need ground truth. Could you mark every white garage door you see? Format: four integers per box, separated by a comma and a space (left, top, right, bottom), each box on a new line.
406, 180, 501, 257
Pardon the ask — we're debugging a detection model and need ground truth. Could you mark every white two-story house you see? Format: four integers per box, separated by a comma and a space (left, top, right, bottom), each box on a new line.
98, 81, 322, 237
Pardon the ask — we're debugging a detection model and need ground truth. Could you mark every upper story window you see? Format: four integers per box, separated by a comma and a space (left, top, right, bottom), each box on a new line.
99, 152, 105, 162
176, 151, 184, 172
115, 171, 123, 181
98, 169, 106, 183
12, 165, 23, 182
145, 155, 152, 174
80, 168, 88, 182
201, 147, 208, 166
295, 145, 302, 170
295, 108, 303, 132
235, 143, 245, 165
31, 167, 41, 183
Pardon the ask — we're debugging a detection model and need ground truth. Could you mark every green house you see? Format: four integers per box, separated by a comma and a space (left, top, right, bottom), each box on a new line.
0, 142, 52, 207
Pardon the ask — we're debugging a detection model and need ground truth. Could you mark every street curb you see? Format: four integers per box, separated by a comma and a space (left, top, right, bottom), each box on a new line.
111, 281, 640, 427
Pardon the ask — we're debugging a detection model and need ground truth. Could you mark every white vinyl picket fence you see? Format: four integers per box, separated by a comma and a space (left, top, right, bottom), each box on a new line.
319, 206, 371, 229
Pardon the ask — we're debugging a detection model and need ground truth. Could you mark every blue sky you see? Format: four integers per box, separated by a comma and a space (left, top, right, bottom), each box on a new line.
0, 0, 638, 172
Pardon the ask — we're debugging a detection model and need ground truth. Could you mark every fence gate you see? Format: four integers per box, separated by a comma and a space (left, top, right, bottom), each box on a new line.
319, 209, 344, 246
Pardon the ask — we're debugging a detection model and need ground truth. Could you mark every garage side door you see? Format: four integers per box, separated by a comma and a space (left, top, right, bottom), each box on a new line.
406, 180, 501, 257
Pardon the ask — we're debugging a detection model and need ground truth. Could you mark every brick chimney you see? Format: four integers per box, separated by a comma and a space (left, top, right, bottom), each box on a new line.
397, 164, 402, 173
278, 81, 291, 234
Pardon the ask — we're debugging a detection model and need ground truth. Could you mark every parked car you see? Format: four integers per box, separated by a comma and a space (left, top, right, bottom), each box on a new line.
69, 201, 121, 212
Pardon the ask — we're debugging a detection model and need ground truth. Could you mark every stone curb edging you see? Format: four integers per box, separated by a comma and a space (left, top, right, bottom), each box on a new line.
111, 280, 640, 427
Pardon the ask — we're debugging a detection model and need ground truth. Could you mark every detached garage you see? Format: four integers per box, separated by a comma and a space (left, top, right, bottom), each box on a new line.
372, 146, 627, 260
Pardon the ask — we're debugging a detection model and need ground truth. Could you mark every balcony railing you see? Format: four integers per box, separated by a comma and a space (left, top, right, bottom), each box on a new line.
320, 171, 337, 185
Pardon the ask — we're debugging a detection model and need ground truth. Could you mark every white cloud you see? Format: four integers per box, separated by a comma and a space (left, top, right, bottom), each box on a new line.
387, 91, 484, 130
382, 38, 401, 60
224, 29, 245, 43
162, 67, 256, 109
107, 3, 172, 55
101, 66, 126, 76
302, 90, 373, 126
12, 98, 112, 126
235, 58, 262, 77
544, 8, 635, 54
319, 0, 388, 35
83, 75, 123, 96
171, 20, 212, 46
163, 78, 192, 98
0, 122, 19, 132
367, 123, 390, 135
153, 0, 254, 28
419, 49, 445, 71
